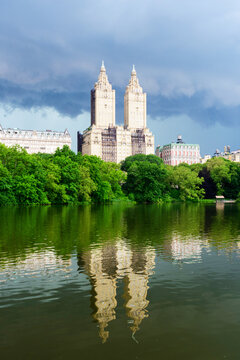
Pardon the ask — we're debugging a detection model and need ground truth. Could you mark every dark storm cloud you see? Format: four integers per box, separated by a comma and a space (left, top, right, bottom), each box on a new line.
1, 0, 240, 131
0, 78, 89, 117
1, 77, 240, 128
148, 92, 240, 127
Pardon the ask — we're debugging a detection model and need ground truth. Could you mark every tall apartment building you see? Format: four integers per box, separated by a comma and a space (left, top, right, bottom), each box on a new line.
156, 135, 200, 165
77, 62, 154, 163
0, 124, 71, 154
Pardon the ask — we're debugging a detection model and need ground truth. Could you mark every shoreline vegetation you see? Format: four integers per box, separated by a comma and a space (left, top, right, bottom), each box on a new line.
0, 144, 239, 206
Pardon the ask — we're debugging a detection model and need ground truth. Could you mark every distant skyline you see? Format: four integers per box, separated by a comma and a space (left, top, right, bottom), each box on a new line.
0, 0, 240, 154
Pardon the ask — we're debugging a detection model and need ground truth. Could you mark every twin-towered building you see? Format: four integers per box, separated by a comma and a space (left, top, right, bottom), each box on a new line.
77, 62, 155, 163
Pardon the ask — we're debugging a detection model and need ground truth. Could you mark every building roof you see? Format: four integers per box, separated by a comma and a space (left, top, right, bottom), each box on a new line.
0, 125, 71, 138
156, 142, 200, 149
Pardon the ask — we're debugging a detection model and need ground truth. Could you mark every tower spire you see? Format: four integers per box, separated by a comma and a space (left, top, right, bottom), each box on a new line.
95, 60, 111, 90
132, 64, 136, 75
101, 60, 105, 72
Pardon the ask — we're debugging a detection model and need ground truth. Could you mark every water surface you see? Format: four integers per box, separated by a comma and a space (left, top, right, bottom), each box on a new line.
0, 203, 240, 359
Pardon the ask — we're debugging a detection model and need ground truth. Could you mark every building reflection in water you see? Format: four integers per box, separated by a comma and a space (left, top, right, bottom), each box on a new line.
216, 201, 225, 211
80, 246, 118, 343
161, 232, 209, 264
0, 250, 72, 281
122, 246, 155, 337
170, 234, 203, 262
78, 240, 155, 343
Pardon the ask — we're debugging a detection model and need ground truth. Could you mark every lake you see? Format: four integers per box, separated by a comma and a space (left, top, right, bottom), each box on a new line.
0, 203, 240, 359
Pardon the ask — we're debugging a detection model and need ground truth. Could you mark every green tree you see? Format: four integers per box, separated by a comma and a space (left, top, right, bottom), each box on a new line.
80, 155, 126, 202
168, 164, 205, 200
13, 174, 42, 204
206, 158, 231, 195
0, 161, 16, 205
123, 158, 169, 203
222, 161, 240, 199
43, 161, 68, 204
121, 153, 163, 172
53, 146, 96, 203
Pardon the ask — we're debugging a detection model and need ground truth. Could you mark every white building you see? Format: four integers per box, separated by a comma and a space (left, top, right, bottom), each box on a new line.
0, 124, 71, 154
231, 150, 240, 162
78, 62, 154, 163
213, 146, 240, 163
200, 154, 211, 164
156, 135, 200, 166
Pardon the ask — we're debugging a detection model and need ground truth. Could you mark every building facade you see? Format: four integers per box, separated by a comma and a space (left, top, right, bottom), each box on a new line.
200, 154, 211, 164
156, 135, 200, 165
77, 62, 154, 163
213, 146, 240, 162
231, 150, 240, 162
0, 124, 71, 154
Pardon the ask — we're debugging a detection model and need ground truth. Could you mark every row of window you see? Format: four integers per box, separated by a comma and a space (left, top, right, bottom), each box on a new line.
2, 133, 68, 138
160, 145, 199, 152
163, 151, 199, 156
162, 156, 199, 161
164, 160, 199, 165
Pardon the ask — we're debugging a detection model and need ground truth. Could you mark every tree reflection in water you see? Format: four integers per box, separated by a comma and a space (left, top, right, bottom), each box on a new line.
1, 203, 240, 347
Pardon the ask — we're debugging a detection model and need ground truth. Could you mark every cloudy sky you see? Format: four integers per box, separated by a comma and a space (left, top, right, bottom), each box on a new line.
0, 0, 240, 154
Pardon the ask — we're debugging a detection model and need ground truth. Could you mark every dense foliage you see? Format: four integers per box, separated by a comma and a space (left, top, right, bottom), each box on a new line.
0, 144, 126, 205
0, 144, 239, 205
121, 154, 169, 202
121, 154, 240, 203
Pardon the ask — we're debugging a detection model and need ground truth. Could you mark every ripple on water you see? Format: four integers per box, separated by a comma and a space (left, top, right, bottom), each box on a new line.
0, 204, 240, 359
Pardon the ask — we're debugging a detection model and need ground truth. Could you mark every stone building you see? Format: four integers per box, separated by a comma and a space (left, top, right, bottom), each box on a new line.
0, 124, 71, 154
77, 62, 154, 163
156, 135, 200, 165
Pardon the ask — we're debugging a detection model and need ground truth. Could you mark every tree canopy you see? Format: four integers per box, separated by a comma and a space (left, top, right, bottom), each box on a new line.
0, 145, 239, 205
0, 144, 126, 205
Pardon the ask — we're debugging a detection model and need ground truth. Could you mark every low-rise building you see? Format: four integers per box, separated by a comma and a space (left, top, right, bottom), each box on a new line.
231, 150, 240, 162
0, 124, 71, 154
213, 146, 240, 162
156, 135, 200, 166
200, 154, 211, 164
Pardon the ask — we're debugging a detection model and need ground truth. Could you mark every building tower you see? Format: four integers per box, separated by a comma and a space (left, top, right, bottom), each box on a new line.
91, 61, 115, 128
78, 63, 154, 161
124, 65, 147, 129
